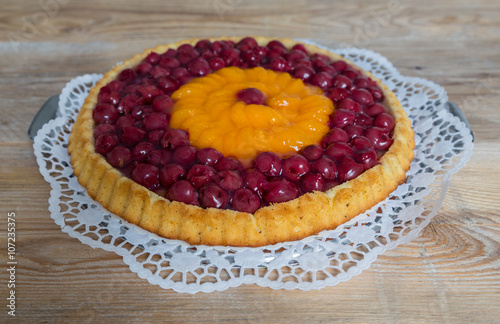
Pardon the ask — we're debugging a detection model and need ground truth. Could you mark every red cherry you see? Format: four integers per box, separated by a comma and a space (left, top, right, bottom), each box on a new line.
365, 103, 386, 117
196, 148, 223, 167
93, 104, 119, 124
331, 60, 348, 72
172, 146, 197, 165
159, 56, 180, 69
214, 157, 242, 172
145, 52, 161, 65
374, 112, 395, 131
293, 66, 315, 82
159, 163, 186, 187
115, 115, 136, 130
328, 87, 349, 102
142, 112, 168, 131
187, 164, 216, 189
337, 157, 364, 182
152, 95, 174, 114
160, 129, 189, 150
120, 126, 146, 146
237, 88, 266, 105
364, 127, 394, 150
187, 57, 211, 76
300, 172, 326, 192
324, 142, 354, 161
321, 128, 349, 146
149, 65, 170, 79
147, 149, 171, 166
301, 145, 323, 161
282, 155, 311, 181
132, 141, 155, 162
118, 69, 137, 82
310, 71, 333, 90
166, 180, 199, 205
338, 98, 362, 112
106, 146, 132, 168
354, 148, 379, 170
232, 188, 261, 213
331, 109, 356, 128
199, 184, 229, 209
243, 169, 267, 196
131, 163, 160, 190
352, 89, 374, 106
255, 152, 282, 176
332, 75, 352, 89
311, 157, 337, 180
94, 123, 116, 138
263, 178, 300, 204
217, 170, 243, 191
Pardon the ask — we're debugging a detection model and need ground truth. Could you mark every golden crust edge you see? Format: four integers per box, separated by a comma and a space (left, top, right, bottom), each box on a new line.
68, 36, 415, 247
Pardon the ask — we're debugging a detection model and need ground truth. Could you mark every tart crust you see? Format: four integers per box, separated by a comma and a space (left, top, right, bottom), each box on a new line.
68, 37, 415, 247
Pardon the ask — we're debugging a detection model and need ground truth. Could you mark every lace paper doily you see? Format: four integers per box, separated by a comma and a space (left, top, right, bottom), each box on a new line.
34, 47, 473, 294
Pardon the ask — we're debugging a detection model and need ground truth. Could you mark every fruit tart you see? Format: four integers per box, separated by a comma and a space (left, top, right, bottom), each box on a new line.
68, 37, 415, 247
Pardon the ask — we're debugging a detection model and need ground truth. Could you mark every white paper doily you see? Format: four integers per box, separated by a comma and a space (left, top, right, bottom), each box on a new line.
34, 47, 473, 294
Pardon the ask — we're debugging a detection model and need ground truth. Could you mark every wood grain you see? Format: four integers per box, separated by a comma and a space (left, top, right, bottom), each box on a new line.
1, 0, 499, 322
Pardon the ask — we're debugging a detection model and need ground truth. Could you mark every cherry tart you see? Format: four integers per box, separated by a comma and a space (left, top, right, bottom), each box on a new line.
68, 37, 415, 247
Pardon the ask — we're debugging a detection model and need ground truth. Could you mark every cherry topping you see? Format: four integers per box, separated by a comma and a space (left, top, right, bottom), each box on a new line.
237, 88, 266, 105
94, 123, 116, 138
243, 169, 267, 196
147, 149, 171, 166
199, 184, 229, 209
374, 112, 395, 131
131, 163, 160, 190
217, 170, 243, 191
166, 180, 199, 205
187, 57, 211, 76
95, 134, 120, 155
365, 103, 386, 117
187, 164, 216, 189
132, 141, 155, 162
282, 155, 311, 181
172, 146, 197, 165
120, 126, 147, 146
161, 129, 189, 149
321, 128, 349, 146
152, 95, 174, 114
196, 148, 223, 167
331, 109, 356, 128
263, 178, 300, 204
255, 152, 282, 176
337, 157, 364, 182
106, 146, 132, 169
232, 188, 261, 213
351, 89, 374, 106
324, 142, 354, 161
364, 127, 394, 150
93, 104, 119, 124
301, 144, 323, 161
354, 148, 379, 170
301, 172, 326, 192
310, 71, 333, 90
160, 163, 186, 187
311, 157, 337, 180
214, 157, 242, 172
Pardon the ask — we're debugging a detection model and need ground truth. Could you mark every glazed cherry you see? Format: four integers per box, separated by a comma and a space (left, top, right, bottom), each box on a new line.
149, 65, 170, 79
217, 170, 243, 191
337, 157, 364, 182
331, 109, 356, 128
321, 128, 349, 146
172, 146, 197, 165
232, 188, 261, 213
159, 163, 186, 187
332, 75, 352, 89
364, 127, 394, 150
354, 77, 375, 89
220, 48, 240, 65
186, 164, 216, 189
161, 129, 189, 149
137, 84, 162, 103
115, 115, 136, 130
368, 87, 384, 102
263, 178, 300, 204
310, 71, 333, 90
157, 76, 179, 92
147, 149, 171, 166
94, 123, 116, 138
120, 126, 147, 146
118, 69, 137, 82
196, 147, 223, 167
374, 112, 395, 131
324, 142, 354, 161
237, 88, 266, 105
208, 57, 225, 70
351, 136, 374, 150
311, 157, 337, 180
159, 56, 180, 69
95, 134, 120, 155
152, 95, 174, 114
365, 103, 386, 117
301, 172, 326, 192
354, 112, 374, 127
166, 180, 199, 205
351, 89, 374, 106
331, 60, 348, 72
255, 152, 282, 176
214, 157, 242, 172
243, 169, 267, 196
177, 44, 200, 65
106, 146, 132, 168
338, 98, 362, 113
199, 184, 229, 208
187, 57, 211, 76
136, 62, 152, 75
142, 112, 168, 131
132, 142, 155, 162
147, 129, 165, 146
131, 163, 160, 190
328, 87, 349, 102
355, 148, 379, 170
301, 145, 323, 161
117, 94, 143, 115
145, 52, 161, 65
293, 66, 315, 82
93, 104, 119, 124
344, 125, 364, 140
282, 155, 311, 181
269, 57, 290, 72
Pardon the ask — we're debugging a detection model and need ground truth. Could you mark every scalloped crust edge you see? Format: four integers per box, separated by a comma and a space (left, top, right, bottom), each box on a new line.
68, 36, 415, 247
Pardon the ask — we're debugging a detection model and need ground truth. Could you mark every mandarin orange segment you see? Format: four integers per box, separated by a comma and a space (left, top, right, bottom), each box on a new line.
170, 67, 335, 161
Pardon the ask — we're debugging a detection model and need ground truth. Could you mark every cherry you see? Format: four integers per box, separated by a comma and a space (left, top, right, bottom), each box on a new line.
267, 40, 287, 51
187, 57, 211, 76
145, 52, 161, 65
301, 172, 326, 192
177, 44, 200, 65
237, 37, 258, 50
344, 125, 364, 140
217, 170, 243, 191
195, 39, 212, 50
331, 60, 348, 72
324, 142, 354, 161
354, 112, 374, 127
282, 155, 311, 181
364, 103, 386, 117
337, 156, 364, 182
137, 84, 162, 103
214, 157, 242, 172
120, 126, 147, 146
368, 87, 384, 102
159, 163, 186, 187
269, 57, 290, 72
220, 48, 241, 65
118, 69, 137, 82
293, 66, 315, 82
255, 152, 282, 176
243, 169, 267, 196
311, 156, 337, 180
117, 94, 143, 115
338, 98, 362, 113
291, 43, 308, 54
199, 184, 229, 209
147, 149, 171, 166
166, 180, 199, 205
364, 127, 394, 150
263, 178, 300, 204
147, 129, 165, 146
159, 56, 180, 69
310, 71, 333, 90
160, 129, 189, 149
301, 144, 323, 161
136, 62, 152, 75
115, 115, 136, 130
196, 148, 223, 167
232, 188, 261, 213
186, 164, 216, 189
354, 148, 379, 170
242, 50, 261, 67
149, 65, 170, 79
142, 112, 168, 131
107, 80, 126, 92
352, 89, 374, 106
164, 48, 178, 57
95, 134, 120, 155
152, 95, 174, 114
157, 76, 179, 92
321, 128, 349, 146
93, 104, 119, 124
94, 123, 116, 138
331, 109, 356, 128
354, 77, 375, 89
237, 88, 266, 105
286, 49, 308, 62
106, 146, 132, 168
132, 141, 155, 162
342, 69, 359, 79
131, 163, 160, 190
351, 136, 374, 150
208, 57, 225, 70
328, 87, 349, 102
172, 146, 197, 165
374, 112, 395, 131
332, 75, 352, 89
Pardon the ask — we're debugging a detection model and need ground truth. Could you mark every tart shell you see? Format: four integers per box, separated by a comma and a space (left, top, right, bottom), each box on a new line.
68, 37, 415, 247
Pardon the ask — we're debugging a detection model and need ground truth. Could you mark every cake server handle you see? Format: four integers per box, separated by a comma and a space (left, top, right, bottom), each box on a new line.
28, 94, 59, 141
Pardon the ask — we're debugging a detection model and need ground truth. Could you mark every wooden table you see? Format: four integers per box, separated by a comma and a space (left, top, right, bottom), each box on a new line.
1, 0, 499, 322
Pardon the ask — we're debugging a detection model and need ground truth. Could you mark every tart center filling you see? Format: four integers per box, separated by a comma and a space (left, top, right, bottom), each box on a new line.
170, 66, 334, 162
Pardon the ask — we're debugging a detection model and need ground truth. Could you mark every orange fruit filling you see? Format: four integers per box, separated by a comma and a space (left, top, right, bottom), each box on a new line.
170, 66, 334, 162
